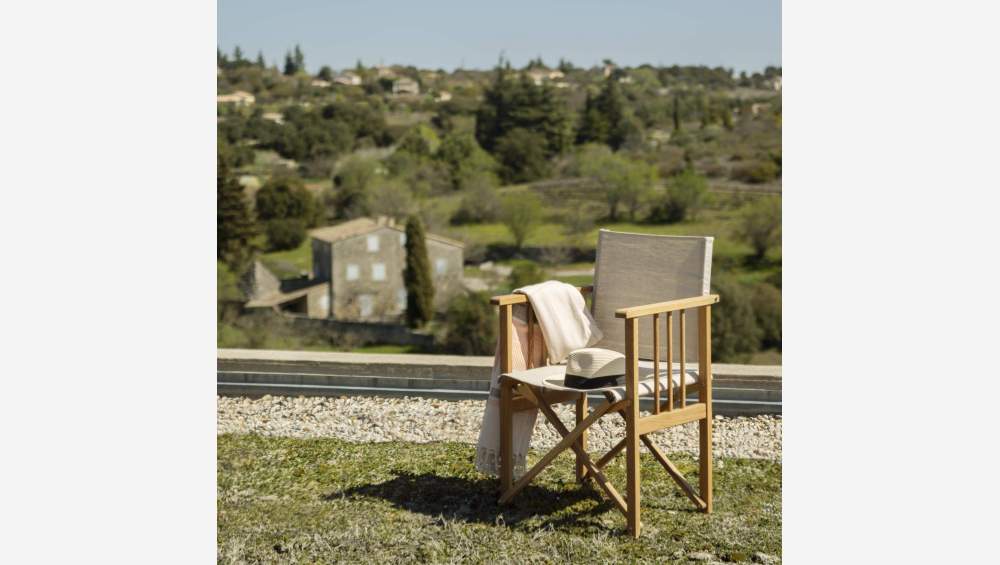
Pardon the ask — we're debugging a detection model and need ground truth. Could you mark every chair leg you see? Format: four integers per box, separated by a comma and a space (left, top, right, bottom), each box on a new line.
699, 414, 713, 514
575, 393, 588, 483
499, 376, 513, 497
625, 399, 640, 538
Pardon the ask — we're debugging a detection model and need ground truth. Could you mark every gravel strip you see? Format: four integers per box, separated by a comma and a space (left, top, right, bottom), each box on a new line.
218, 395, 781, 461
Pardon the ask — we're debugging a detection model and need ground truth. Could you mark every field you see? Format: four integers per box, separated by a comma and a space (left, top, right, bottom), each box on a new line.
218, 434, 781, 563
261, 183, 781, 288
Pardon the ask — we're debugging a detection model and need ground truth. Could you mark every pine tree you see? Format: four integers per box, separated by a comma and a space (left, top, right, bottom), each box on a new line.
599, 76, 627, 149
403, 215, 434, 328
576, 91, 609, 145
217, 154, 259, 272
255, 51, 266, 68
233, 45, 245, 66
283, 51, 295, 76
293, 44, 305, 72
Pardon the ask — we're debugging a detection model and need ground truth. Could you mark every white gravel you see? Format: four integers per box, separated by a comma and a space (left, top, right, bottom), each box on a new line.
217, 395, 782, 461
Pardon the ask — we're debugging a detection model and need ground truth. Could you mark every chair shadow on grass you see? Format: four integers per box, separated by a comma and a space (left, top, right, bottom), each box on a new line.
323, 470, 621, 532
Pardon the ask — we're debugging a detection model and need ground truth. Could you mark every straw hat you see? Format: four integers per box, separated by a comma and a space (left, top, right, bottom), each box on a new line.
563, 348, 626, 389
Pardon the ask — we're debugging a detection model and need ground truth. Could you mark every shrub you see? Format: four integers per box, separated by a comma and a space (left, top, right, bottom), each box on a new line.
649, 168, 708, 223
752, 282, 782, 350
508, 261, 547, 289
731, 160, 779, 184
265, 218, 307, 251
710, 275, 762, 362
440, 291, 497, 355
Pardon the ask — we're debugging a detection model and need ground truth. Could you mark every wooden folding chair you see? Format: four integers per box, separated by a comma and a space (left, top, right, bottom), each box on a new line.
490, 230, 717, 538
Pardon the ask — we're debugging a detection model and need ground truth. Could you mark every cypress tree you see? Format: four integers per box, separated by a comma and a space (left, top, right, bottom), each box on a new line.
672, 94, 682, 131
403, 215, 434, 328
217, 154, 259, 272
255, 51, 266, 69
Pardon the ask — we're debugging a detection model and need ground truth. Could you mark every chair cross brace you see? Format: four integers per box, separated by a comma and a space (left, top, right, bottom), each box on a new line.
497, 384, 705, 521
498, 384, 630, 517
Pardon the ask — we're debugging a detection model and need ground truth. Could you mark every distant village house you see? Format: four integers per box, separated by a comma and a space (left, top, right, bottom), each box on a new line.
217, 91, 255, 107
334, 71, 362, 86
392, 77, 420, 96
246, 217, 464, 322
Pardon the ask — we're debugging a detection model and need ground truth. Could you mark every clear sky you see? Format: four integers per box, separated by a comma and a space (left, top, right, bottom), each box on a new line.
218, 0, 780, 74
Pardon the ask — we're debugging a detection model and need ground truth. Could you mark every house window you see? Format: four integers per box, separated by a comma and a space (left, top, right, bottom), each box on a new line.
367, 234, 380, 252
399, 233, 407, 246
372, 262, 386, 281
435, 258, 448, 275
345, 264, 359, 281
358, 294, 374, 318
396, 289, 407, 312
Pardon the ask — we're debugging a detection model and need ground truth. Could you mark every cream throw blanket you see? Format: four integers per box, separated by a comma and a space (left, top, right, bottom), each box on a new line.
474, 281, 603, 477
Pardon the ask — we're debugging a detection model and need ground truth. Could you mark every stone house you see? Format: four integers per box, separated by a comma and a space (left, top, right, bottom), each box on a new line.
392, 77, 420, 96
334, 71, 362, 86
247, 217, 464, 322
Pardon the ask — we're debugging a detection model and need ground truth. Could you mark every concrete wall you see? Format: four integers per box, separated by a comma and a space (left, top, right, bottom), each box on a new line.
217, 349, 782, 416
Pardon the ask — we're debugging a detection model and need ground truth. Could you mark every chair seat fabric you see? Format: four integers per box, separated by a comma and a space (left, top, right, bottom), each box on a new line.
504, 359, 698, 399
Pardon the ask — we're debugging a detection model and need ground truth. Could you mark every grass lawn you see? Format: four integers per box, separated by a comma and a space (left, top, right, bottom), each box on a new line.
218, 435, 781, 563
259, 239, 313, 279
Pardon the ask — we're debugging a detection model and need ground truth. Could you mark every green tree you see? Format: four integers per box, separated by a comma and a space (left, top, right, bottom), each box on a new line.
650, 168, 709, 223
368, 178, 415, 220
451, 173, 501, 224
500, 191, 543, 249
217, 154, 259, 271
441, 291, 496, 355
576, 91, 609, 145
737, 197, 781, 263
330, 156, 379, 219
752, 282, 782, 350
403, 215, 435, 328
578, 145, 657, 221
255, 175, 320, 251
217, 260, 244, 323
495, 127, 550, 183
598, 75, 628, 150
396, 123, 441, 160
232, 45, 245, 66
475, 59, 570, 176
317, 65, 333, 81
283, 51, 296, 76
293, 44, 305, 72
711, 275, 762, 362
255, 51, 266, 69
436, 132, 497, 190
672, 94, 682, 131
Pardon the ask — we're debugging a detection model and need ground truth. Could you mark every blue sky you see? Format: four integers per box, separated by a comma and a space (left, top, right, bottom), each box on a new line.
218, 0, 780, 73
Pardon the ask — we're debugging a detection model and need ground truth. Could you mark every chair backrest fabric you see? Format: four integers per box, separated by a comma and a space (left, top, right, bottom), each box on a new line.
590, 230, 713, 362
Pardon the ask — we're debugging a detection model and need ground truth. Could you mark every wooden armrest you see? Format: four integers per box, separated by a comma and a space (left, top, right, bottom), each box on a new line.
490, 285, 593, 306
614, 294, 719, 319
